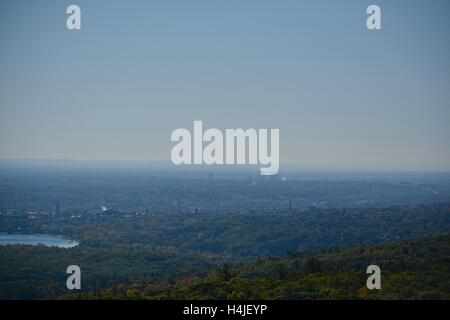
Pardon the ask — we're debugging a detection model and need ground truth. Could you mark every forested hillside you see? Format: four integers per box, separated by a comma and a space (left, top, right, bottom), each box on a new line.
107, 234, 449, 300
1, 205, 449, 299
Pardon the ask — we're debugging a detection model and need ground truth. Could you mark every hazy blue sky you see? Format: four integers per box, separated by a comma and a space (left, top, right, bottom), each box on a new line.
0, 0, 449, 170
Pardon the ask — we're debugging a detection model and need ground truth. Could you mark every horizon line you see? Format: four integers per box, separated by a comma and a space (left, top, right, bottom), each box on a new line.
0, 157, 450, 173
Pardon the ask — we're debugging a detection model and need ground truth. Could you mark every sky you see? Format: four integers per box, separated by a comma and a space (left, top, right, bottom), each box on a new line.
0, 0, 449, 170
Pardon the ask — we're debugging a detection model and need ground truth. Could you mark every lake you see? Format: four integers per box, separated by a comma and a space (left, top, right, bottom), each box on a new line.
0, 233, 79, 248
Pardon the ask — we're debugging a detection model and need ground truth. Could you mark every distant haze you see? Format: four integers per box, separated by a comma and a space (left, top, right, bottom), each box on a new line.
1, 0, 449, 170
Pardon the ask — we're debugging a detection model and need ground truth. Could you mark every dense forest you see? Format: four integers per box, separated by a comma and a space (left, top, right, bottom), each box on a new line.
145, 234, 449, 300
1, 233, 449, 299
2, 203, 450, 259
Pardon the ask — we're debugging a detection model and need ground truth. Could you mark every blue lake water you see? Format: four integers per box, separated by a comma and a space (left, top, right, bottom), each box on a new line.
0, 233, 79, 248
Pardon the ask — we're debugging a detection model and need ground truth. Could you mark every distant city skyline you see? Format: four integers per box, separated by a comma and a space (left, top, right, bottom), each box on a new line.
1, 0, 449, 170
